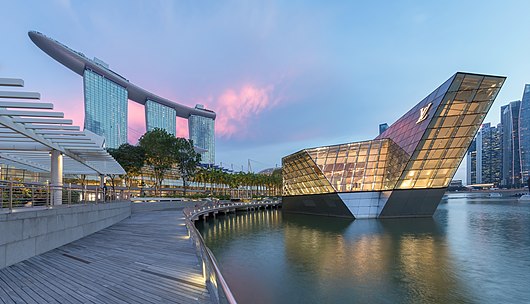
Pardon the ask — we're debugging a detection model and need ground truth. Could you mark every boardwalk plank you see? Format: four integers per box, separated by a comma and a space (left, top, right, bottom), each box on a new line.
0, 208, 211, 303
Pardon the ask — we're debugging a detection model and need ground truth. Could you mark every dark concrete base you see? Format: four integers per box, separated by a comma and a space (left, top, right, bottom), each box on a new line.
282, 187, 447, 219
378, 188, 446, 218
282, 193, 354, 219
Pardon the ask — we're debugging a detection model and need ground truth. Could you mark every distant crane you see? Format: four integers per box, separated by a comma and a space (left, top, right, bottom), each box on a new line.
247, 159, 273, 173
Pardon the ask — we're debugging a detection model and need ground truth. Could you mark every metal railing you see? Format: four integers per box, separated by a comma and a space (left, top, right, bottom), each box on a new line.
0, 180, 125, 211
183, 200, 281, 304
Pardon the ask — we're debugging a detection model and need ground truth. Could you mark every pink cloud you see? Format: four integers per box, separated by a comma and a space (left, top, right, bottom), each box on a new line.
127, 101, 146, 144
57, 98, 147, 144
52, 84, 279, 144
127, 102, 188, 142
42, 91, 85, 129
176, 117, 188, 138
209, 84, 279, 138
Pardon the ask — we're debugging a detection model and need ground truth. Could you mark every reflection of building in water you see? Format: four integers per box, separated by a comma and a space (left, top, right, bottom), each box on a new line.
281, 216, 473, 303
198, 210, 476, 303
283, 73, 505, 218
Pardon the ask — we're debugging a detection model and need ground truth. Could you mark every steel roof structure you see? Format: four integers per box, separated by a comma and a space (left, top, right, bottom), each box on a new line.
0, 77, 125, 175
28, 31, 216, 120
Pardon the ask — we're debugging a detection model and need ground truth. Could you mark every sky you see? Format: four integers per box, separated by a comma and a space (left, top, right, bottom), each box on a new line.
2, 0, 530, 180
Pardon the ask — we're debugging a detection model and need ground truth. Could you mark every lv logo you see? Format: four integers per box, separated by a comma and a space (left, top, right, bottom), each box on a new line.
416, 103, 432, 124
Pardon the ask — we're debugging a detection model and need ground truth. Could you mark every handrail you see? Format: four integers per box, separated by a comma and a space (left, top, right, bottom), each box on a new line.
184, 200, 281, 304
0, 179, 125, 211
185, 219, 237, 304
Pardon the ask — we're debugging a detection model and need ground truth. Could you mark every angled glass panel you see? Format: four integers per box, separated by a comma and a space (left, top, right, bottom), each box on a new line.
396, 74, 505, 189
282, 150, 335, 196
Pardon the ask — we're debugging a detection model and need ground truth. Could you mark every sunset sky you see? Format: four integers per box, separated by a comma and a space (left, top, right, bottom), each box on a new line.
2, 1, 530, 179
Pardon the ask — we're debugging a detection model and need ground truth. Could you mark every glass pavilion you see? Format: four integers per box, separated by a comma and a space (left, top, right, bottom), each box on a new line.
282, 72, 505, 218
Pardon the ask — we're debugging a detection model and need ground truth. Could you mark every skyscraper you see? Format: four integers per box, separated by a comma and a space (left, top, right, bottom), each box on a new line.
30, 31, 217, 156
83, 68, 128, 148
379, 123, 389, 135
519, 84, 530, 184
501, 100, 522, 187
145, 99, 177, 135
189, 104, 215, 164
476, 123, 502, 185
466, 139, 477, 185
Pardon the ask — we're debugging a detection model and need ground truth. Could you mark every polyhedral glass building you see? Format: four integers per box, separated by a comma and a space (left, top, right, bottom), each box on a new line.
282, 72, 505, 218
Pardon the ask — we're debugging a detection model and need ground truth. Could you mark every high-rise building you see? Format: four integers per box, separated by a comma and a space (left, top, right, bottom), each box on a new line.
145, 99, 177, 135
379, 123, 389, 135
519, 84, 530, 184
83, 68, 128, 148
30, 31, 216, 157
189, 104, 215, 164
501, 104, 510, 185
476, 123, 502, 185
500, 100, 522, 187
466, 139, 477, 185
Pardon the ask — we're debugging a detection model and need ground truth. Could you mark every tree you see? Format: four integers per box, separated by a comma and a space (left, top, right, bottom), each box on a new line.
192, 167, 208, 193
138, 128, 176, 195
271, 168, 282, 196
108, 143, 146, 194
174, 138, 201, 196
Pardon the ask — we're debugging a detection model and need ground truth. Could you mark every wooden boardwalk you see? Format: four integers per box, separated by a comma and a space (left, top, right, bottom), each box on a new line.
0, 208, 211, 304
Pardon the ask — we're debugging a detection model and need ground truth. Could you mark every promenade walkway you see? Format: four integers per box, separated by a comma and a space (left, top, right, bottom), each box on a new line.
0, 208, 211, 304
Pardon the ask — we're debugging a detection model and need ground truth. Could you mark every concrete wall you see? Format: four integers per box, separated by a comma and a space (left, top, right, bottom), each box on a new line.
0, 201, 130, 269
131, 201, 198, 213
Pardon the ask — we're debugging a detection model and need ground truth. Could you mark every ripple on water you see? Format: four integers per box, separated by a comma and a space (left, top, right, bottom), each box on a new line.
197, 199, 530, 304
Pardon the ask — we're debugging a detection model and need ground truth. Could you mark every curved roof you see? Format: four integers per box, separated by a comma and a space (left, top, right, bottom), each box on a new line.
28, 31, 216, 120
0, 77, 125, 175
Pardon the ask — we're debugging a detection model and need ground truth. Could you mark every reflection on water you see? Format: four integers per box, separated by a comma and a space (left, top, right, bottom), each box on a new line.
197, 197, 530, 304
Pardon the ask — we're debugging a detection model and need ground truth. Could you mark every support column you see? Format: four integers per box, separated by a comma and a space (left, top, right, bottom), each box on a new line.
50, 150, 63, 205
100, 174, 105, 201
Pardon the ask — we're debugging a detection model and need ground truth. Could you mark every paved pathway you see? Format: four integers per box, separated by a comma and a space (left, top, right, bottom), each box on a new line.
0, 208, 210, 303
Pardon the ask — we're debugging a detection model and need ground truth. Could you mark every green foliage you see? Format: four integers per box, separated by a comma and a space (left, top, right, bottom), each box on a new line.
174, 138, 201, 195
108, 143, 145, 177
190, 166, 283, 198
108, 143, 146, 188
106, 128, 283, 199
139, 128, 178, 194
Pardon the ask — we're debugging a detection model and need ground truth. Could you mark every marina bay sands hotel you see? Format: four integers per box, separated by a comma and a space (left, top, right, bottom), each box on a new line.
28, 31, 215, 164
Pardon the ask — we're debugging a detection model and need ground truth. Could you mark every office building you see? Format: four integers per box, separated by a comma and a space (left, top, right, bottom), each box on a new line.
189, 105, 215, 164
379, 123, 389, 135
467, 139, 477, 185
476, 123, 502, 185
500, 101, 522, 187
519, 85, 530, 183
282, 72, 505, 218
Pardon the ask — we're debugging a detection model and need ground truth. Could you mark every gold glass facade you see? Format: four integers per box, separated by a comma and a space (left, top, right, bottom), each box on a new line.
282, 151, 335, 196
395, 74, 503, 189
283, 139, 409, 196
283, 73, 505, 197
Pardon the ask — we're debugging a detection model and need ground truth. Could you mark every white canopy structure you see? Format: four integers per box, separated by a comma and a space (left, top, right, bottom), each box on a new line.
0, 77, 125, 204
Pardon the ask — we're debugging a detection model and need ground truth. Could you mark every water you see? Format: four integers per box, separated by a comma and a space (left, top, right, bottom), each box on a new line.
197, 196, 530, 304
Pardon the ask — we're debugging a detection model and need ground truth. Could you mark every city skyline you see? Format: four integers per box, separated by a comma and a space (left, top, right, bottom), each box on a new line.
466, 85, 530, 187
3, 1, 530, 175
